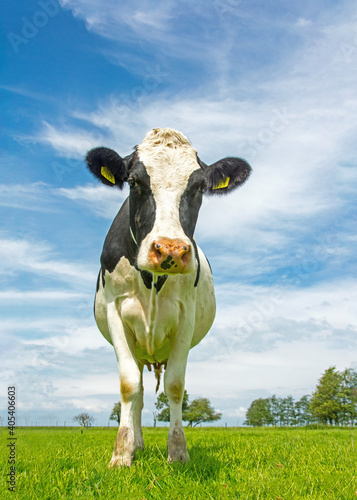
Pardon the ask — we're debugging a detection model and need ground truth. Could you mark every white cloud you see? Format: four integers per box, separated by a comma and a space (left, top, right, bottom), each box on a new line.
0, 182, 57, 211
23, 325, 108, 356
0, 317, 77, 334
0, 181, 125, 221
16, 122, 105, 159
222, 407, 247, 419
40, 122, 105, 159
0, 236, 97, 284
296, 18, 313, 28
56, 184, 128, 219
130, 8, 173, 30
59, 0, 217, 69
0, 289, 88, 301
0, 84, 56, 102
187, 337, 355, 400
213, 279, 357, 331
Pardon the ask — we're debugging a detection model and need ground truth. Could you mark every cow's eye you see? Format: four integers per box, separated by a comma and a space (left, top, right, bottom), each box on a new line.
128, 178, 138, 188
190, 182, 205, 195
197, 182, 207, 193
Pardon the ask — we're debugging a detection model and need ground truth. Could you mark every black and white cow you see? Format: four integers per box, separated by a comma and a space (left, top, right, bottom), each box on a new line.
85, 128, 251, 467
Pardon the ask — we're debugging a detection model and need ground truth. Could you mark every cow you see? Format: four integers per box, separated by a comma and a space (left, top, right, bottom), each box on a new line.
85, 128, 251, 467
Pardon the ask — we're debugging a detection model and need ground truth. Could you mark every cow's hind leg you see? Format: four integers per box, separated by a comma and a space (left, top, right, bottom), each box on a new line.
107, 302, 144, 467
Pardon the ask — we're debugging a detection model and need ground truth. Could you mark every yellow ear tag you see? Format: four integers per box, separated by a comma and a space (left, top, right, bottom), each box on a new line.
212, 176, 230, 190
101, 166, 115, 184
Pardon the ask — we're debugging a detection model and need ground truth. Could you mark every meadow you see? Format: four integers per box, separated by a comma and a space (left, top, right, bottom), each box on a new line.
0, 426, 356, 499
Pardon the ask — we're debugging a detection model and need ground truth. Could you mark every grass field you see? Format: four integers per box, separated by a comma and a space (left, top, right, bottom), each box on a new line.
1, 426, 356, 499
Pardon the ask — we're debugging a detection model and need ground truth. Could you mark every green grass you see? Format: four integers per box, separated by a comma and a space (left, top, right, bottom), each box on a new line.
1, 426, 356, 499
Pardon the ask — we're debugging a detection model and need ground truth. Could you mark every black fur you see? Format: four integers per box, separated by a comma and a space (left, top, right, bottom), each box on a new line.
191, 239, 201, 287
179, 170, 205, 287
95, 270, 101, 292
128, 161, 156, 246
85, 147, 134, 189
139, 272, 168, 293
204, 157, 251, 195
179, 169, 206, 239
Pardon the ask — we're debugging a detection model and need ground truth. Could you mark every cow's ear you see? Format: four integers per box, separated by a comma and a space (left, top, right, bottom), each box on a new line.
203, 157, 252, 195
85, 147, 134, 189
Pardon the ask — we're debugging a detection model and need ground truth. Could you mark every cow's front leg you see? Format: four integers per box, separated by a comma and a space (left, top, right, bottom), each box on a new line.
164, 346, 190, 463
107, 302, 144, 468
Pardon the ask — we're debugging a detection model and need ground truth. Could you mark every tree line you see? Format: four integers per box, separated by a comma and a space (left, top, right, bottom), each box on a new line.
245, 367, 357, 426
72, 366, 357, 428
73, 393, 222, 428
107, 391, 222, 427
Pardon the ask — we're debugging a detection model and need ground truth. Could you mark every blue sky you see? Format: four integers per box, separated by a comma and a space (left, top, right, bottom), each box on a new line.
1, 0, 357, 426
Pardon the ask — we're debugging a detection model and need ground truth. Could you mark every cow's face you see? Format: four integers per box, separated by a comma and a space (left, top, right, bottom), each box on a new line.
86, 128, 251, 275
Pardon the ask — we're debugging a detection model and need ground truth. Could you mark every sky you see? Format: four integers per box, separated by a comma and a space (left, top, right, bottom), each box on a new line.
1, 0, 356, 427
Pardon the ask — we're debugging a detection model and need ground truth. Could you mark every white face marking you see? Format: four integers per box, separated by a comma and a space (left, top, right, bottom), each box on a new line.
135, 129, 201, 272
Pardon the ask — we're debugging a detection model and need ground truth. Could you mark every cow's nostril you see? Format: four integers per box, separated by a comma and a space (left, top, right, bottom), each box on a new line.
154, 248, 162, 260
181, 245, 191, 264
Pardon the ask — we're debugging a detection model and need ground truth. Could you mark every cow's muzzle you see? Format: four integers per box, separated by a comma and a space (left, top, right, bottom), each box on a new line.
149, 238, 192, 274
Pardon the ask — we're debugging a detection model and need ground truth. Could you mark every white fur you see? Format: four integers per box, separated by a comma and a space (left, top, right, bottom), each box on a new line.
136, 129, 201, 272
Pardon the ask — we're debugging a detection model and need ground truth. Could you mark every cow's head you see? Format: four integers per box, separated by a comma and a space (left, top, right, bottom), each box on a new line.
86, 128, 251, 275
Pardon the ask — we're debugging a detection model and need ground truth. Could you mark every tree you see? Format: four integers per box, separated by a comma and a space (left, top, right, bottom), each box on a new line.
155, 392, 170, 422
310, 367, 343, 425
73, 412, 95, 428
295, 395, 314, 426
281, 396, 296, 426
244, 398, 272, 426
183, 398, 222, 427
155, 390, 189, 422
109, 402, 121, 425
269, 395, 281, 426
340, 368, 357, 425
154, 391, 221, 427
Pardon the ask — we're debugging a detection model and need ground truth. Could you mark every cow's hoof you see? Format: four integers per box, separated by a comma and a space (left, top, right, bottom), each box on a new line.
110, 426, 135, 468
168, 451, 190, 463
108, 455, 133, 468
167, 427, 189, 463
